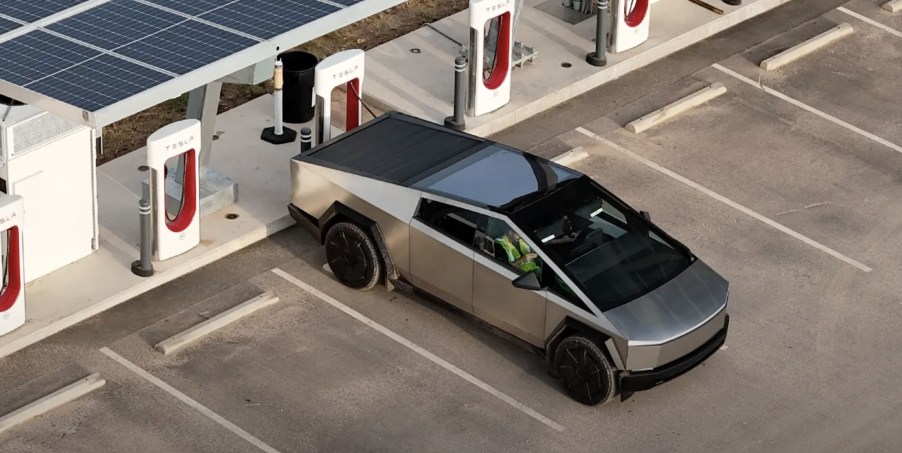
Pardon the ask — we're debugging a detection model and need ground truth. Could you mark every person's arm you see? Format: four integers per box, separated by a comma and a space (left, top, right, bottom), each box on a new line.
547, 232, 579, 244
513, 252, 538, 266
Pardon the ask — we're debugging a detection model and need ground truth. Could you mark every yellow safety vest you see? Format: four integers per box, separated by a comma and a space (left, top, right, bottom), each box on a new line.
496, 235, 539, 272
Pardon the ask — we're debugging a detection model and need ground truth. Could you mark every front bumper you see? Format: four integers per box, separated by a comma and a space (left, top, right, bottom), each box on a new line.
619, 314, 729, 393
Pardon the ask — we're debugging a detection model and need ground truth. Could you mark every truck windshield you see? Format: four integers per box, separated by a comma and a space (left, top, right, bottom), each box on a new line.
512, 177, 692, 311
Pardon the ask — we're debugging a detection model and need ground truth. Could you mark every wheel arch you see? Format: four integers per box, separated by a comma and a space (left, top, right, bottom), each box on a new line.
319, 202, 400, 287
545, 317, 623, 369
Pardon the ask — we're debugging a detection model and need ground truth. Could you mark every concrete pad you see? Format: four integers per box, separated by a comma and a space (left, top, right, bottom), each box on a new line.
556, 143, 902, 452
0, 95, 313, 360
154, 291, 279, 355
274, 258, 575, 418
586, 65, 902, 264
839, 0, 902, 33
760, 22, 854, 70
884, 0, 902, 12
838, 5, 902, 37
625, 82, 727, 133
274, 186, 902, 452
270, 255, 588, 430
0, 351, 263, 453
105, 269, 568, 452
725, 10, 902, 146
365, 0, 792, 137
0, 373, 104, 435
577, 125, 871, 272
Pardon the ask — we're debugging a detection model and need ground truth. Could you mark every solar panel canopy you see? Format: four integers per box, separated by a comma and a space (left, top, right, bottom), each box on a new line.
0, 0, 403, 127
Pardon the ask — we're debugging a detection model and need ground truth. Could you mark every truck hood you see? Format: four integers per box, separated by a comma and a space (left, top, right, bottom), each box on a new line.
603, 259, 729, 344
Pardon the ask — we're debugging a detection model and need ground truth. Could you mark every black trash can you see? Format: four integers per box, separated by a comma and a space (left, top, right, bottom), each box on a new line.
279, 51, 319, 123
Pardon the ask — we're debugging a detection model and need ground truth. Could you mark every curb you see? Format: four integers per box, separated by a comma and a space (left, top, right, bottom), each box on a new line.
551, 146, 589, 167
760, 23, 854, 71
0, 373, 105, 435
0, 215, 295, 361
626, 83, 727, 133
154, 291, 280, 355
884, 0, 902, 12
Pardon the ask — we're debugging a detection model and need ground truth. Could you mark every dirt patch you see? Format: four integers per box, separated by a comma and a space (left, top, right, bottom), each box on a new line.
99, 0, 468, 165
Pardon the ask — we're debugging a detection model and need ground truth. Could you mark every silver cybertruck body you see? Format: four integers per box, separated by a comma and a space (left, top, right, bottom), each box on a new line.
288, 112, 729, 405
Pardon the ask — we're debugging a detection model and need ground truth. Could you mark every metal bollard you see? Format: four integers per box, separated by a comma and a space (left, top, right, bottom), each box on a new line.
131, 197, 154, 277
443, 56, 467, 131
274, 60, 284, 136
586, 0, 609, 67
261, 59, 297, 144
300, 127, 312, 154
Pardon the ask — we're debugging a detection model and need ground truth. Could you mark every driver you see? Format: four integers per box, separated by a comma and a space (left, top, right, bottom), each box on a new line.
496, 228, 540, 273
547, 214, 582, 244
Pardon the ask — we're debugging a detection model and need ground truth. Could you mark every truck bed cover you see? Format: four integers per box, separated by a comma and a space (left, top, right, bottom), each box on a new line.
295, 112, 486, 186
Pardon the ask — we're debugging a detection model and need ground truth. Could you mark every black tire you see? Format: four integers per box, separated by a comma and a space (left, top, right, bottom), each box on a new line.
324, 221, 382, 290
554, 335, 617, 406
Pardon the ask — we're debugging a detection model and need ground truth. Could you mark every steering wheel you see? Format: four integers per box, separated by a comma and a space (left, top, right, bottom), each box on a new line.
568, 229, 611, 257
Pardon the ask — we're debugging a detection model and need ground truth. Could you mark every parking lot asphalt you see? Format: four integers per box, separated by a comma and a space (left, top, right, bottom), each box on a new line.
3, 1, 902, 452
522, 2, 902, 449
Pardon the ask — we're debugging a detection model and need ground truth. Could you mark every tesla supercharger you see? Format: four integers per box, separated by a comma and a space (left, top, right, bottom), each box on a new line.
314, 49, 365, 144
0, 195, 25, 337
147, 119, 201, 261
610, 0, 650, 53
467, 0, 514, 117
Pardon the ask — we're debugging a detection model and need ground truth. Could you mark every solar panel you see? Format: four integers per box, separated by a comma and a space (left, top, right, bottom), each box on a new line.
0, 18, 22, 35
0, 0, 402, 125
326, 0, 368, 7
0, 0, 89, 23
45, 0, 258, 75
194, 0, 340, 39
116, 21, 258, 75
144, 0, 236, 17
45, 1, 185, 51
26, 54, 173, 111
0, 31, 101, 86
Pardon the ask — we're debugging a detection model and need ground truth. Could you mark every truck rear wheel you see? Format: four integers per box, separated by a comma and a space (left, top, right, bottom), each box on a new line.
324, 222, 382, 290
554, 335, 617, 406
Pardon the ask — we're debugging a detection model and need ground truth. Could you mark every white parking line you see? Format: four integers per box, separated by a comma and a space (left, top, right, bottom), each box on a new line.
574, 127, 873, 273
837, 6, 902, 39
99, 347, 281, 453
712, 64, 902, 156
271, 268, 566, 432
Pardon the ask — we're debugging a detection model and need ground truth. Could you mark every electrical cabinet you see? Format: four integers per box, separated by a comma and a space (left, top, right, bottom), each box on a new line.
0, 103, 99, 283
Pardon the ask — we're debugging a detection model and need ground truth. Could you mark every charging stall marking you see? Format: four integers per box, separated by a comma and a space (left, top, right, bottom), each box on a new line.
610, 0, 650, 53
314, 49, 365, 144
0, 195, 25, 336
147, 119, 202, 261
468, 0, 514, 117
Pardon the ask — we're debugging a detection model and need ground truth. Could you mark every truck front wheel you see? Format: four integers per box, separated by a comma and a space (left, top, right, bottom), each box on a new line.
554, 335, 617, 406
324, 221, 382, 290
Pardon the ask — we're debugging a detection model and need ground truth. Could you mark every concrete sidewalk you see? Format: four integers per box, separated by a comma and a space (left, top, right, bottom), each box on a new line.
365, 0, 791, 137
0, 96, 301, 359
1, 0, 789, 359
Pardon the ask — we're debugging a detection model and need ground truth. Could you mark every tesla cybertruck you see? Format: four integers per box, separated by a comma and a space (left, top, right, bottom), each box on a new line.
288, 112, 729, 405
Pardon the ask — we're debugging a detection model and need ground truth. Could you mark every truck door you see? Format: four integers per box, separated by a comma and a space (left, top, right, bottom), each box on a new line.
409, 198, 476, 314
471, 216, 547, 347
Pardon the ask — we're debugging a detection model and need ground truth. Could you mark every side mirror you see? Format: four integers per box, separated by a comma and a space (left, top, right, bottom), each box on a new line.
512, 271, 543, 291
640, 210, 651, 222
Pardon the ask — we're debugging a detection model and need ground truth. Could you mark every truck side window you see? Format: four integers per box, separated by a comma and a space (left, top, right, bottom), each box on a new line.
416, 199, 481, 246
477, 217, 542, 274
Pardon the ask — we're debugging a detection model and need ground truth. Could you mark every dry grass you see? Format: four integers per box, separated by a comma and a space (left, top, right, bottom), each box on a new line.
99, 0, 468, 165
